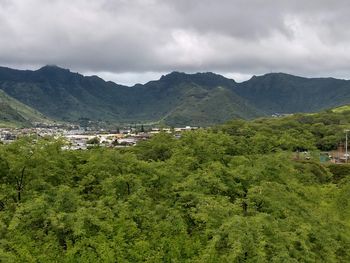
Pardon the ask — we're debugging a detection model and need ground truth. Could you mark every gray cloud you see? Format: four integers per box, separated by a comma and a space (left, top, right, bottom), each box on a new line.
1, 0, 350, 84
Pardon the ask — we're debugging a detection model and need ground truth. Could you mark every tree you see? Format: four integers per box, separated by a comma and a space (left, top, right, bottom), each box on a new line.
87, 137, 100, 145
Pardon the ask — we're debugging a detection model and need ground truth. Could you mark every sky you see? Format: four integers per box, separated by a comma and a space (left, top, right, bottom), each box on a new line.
1, 0, 350, 85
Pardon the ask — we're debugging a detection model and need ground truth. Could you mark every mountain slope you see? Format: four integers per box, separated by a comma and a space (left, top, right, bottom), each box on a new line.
3, 66, 350, 126
130, 72, 261, 125
0, 65, 130, 122
0, 67, 261, 126
161, 84, 260, 126
235, 73, 350, 114
0, 90, 50, 127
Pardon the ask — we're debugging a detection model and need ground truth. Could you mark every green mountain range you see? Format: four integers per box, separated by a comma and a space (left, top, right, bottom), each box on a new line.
1, 65, 350, 126
235, 72, 350, 114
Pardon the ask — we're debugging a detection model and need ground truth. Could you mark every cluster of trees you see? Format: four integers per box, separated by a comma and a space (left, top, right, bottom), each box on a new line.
1, 110, 350, 262
218, 110, 350, 152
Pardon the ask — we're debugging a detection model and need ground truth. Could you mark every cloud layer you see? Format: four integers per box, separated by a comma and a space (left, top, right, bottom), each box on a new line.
1, 0, 350, 84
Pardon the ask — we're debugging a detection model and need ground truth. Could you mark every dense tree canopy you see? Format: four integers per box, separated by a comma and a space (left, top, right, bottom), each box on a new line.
1, 110, 350, 262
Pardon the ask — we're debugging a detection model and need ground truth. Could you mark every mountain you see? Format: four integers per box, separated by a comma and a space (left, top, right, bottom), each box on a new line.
2, 66, 350, 126
129, 72, 261, 126
0, 66, 261, 126
0, 65, 129, 123
0, 90, 50, 127
235, 73, 350, 114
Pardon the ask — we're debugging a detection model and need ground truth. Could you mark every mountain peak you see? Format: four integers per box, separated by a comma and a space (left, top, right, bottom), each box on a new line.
256, 72, 307, 81
38, 65, 70, 72
35, 65, 76, 82
159, 71, 236, 88
159, 71, 187, 81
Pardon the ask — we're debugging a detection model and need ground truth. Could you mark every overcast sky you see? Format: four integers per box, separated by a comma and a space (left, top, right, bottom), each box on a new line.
1, 0, 350, 85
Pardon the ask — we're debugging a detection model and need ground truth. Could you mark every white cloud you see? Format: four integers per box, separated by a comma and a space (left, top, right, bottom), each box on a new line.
1, 0, 350, 83
82, 71, 166, 86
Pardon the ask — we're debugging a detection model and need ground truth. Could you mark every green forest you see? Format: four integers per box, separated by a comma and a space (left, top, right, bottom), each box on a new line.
1, 110, 350, 262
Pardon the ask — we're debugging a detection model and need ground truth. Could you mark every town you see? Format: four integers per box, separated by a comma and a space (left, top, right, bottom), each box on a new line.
0, 124, 199, 150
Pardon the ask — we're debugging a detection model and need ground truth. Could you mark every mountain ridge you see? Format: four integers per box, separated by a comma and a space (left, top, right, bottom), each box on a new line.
1, 65, 350, 126
235, 72, 350, 114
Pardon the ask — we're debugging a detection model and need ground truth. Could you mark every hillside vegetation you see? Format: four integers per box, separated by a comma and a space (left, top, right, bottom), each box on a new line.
332, 105, 350, 113
1, 110, 350, 262
0, 90, 50, 127
235, 73, 350, 114
0, 66, 260, 126
2, 66, 350, 126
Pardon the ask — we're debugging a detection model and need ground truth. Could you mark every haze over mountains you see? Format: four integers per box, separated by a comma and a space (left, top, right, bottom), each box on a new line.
1, 65, 350, 127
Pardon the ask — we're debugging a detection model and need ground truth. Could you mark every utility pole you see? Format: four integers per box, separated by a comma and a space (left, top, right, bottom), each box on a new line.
345, 130, 350, 163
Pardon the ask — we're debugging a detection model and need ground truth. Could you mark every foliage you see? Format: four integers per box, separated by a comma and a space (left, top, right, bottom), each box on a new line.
218, 109, 350, 151
87, 137, 100, 145
328, 164, 350, 182
1, 113, 350, 261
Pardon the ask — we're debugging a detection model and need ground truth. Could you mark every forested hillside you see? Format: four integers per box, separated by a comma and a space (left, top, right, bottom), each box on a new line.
235, 73, 350, 114
0, 90, 50, 127
2, 66, 350, 126
0, 66, 260, 126
1, 110, 350, 262
0, 65, 128, 123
